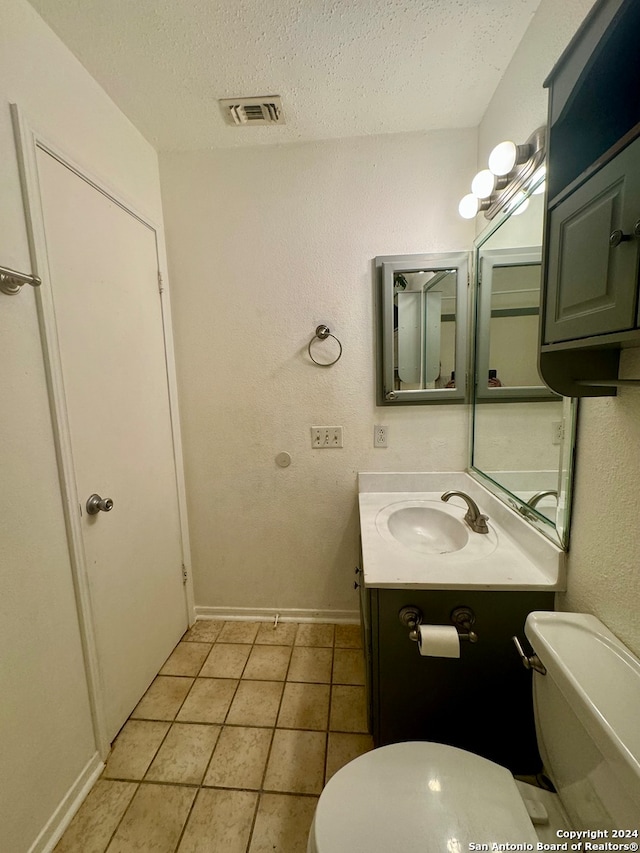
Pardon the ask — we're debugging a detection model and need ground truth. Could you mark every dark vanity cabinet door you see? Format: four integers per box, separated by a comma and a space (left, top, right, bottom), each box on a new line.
544, 136, 640, 344
538, 0, 640, 395
364, 587, 554, 775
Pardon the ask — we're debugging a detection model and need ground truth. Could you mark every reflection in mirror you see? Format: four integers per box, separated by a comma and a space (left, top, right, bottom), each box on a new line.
376, 252, 469, 404
476, 246, 558, 400
394, 270, 456, 390
470, 182, 577, 548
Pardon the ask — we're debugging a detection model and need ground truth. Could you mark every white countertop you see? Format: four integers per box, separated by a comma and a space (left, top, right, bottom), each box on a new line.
358, 472, 565, 591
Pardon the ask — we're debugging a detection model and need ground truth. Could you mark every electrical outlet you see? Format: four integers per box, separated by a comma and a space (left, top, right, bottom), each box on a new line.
551, 421, 564, 445
311, 426, 343, 448
374, 425, 388, 447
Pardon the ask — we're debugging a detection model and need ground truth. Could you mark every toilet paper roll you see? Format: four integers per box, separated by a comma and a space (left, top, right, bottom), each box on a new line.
417, 624, 460, 658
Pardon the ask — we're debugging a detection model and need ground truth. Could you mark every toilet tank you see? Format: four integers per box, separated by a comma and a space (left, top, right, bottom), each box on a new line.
525, 612, 640, 829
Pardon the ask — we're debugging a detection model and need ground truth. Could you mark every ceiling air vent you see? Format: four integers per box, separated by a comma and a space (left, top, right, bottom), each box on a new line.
219, 96, 285, 126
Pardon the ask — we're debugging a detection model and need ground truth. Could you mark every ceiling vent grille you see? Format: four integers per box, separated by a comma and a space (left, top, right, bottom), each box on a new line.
219, 96, 285, 126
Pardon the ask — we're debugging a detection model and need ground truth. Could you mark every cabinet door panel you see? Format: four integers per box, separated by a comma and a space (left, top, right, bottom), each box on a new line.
545, 138, 640, 343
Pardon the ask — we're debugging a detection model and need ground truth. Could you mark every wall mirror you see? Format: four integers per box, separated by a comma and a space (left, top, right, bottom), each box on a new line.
470, 181, 577, 548
375, 252, 469, 404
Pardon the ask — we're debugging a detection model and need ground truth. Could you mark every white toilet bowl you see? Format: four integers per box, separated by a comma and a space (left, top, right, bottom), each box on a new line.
308, 612, 640, 852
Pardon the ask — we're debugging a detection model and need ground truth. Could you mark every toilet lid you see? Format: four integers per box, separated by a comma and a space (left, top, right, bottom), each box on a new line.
311, 742, 538, 853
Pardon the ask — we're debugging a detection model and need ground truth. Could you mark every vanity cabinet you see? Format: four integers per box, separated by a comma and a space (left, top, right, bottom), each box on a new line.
362, 587, 554, 775
539, 0, 640, 397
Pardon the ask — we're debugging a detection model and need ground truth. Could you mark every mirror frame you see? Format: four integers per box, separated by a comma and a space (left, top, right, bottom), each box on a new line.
375, 252, 469, 405
475, 246, 560, 401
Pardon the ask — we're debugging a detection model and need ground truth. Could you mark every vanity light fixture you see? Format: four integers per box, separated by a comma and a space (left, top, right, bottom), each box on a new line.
458, 127, 546, 220
470, 169, 508, 200
458, 193, 491, 219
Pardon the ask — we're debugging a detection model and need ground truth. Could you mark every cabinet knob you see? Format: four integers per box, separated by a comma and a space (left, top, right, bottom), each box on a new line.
609, 229, 632, 247
634, 219, 640, 237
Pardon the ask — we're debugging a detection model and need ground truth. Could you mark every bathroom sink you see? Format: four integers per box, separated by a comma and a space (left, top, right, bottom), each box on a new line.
374, 498, 498, 561
358, 475, 566, 590
382, 504, 468, 554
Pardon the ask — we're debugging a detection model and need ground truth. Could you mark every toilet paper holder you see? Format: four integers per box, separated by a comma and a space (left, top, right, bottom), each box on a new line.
398, 605, 478, 643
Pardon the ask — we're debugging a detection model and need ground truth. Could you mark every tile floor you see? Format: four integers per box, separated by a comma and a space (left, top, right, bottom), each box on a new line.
55, 621, 372, 853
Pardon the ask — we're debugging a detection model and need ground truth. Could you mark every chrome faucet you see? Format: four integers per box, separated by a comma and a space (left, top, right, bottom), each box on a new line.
527, 490, 558, 509
441, 491, 489, 534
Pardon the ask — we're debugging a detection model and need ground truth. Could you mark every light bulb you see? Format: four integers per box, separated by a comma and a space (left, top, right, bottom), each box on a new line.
471, 169, 496, 199
510, 192, 530, 216
458, 193, 480, 219
488, 140, 518, 176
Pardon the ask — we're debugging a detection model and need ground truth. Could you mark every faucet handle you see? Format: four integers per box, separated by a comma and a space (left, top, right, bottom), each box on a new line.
472, 513, 489, 534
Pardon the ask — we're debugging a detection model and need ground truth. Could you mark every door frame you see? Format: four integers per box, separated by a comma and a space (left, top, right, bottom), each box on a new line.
11, 104, 195, 758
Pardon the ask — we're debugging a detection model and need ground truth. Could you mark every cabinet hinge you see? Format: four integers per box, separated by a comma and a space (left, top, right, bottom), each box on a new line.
158, 271, 164, 294
181, 563, 188, 584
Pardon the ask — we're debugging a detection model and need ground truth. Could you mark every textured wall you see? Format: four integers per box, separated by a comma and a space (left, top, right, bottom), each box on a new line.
0, 0, 166, 848
160, 129, 476, 614
477, 0, 595, 165
479, 0, 640, 657
559, 350, 640, 655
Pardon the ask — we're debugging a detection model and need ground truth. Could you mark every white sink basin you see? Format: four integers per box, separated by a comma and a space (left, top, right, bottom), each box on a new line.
358, 474, 566, 590
381, 503, 468, 554
375, 499, 498, 559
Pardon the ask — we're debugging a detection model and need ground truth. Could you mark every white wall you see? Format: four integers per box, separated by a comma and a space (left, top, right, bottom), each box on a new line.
160, 130, 476, 615
479, 0, 640, 657
0, 0, 166, 848
477, 0, 596, 165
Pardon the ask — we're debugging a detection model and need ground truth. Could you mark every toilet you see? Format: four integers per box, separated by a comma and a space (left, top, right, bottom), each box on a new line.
309, 612, 640, 851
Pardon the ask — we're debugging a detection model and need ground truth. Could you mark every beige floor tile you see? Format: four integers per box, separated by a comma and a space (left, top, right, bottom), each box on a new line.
277, 682, 330, 730
178, 789, 257, 853
248, 793, 317, 853
103, 720, 170, 780
329, 685, 368, 733
332, 648, 365, 685
325, 732, 374, 782
183, 620, 223, 643
287, 647, 332, 683
334, 623, 362, 649
226, 680, 283, 726
145, 723, 221, 785
176, 678, 238, 724
54, 780, 137, 853
203, 726, 272, 790
263, 729, 326, 794
255, 622, 298, 645
199, 643, 251, 678
106, 783, 195, 853
294, 623, 334, 648
243, 645, 291, 680
160, 642, 211, 677
217, 621, 260, 643
130, 676, 194, 721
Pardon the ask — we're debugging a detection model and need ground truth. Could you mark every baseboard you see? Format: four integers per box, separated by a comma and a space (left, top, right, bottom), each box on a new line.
194, 606, 359, 624
30, 752, 104, 853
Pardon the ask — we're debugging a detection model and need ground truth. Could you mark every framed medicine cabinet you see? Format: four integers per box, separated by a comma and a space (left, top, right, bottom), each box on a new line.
375, 252, 470, 404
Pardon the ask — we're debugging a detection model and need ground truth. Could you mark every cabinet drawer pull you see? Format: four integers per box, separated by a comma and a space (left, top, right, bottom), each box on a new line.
609, 229, 632, 247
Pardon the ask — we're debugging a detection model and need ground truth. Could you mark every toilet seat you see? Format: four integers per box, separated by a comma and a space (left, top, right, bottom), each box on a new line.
309, 741, 539, 853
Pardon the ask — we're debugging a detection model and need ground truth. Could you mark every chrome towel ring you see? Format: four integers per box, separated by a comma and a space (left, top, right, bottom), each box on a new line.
308, 324, 343, 366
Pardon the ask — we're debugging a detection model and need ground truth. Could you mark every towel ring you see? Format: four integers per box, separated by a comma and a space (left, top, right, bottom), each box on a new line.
308, 324, 343, 367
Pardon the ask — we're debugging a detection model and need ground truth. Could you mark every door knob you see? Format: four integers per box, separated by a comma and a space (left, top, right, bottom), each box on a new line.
86, 493, 114, 515
609, 229, 632, 247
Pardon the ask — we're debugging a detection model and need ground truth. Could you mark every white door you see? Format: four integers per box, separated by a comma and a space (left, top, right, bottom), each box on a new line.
36, 148, 188, 741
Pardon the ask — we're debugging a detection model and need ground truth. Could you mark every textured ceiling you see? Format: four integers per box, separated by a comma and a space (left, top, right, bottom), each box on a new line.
27, 0, 542, 151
